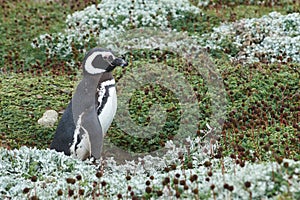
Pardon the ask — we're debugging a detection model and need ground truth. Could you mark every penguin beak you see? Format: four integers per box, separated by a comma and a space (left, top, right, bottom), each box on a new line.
111, 57, 128, 67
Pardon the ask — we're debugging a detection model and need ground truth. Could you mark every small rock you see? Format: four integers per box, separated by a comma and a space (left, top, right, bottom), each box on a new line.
38, 110, 58, 127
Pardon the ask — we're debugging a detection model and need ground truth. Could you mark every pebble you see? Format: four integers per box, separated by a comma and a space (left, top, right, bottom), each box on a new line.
38, 110, 58, 127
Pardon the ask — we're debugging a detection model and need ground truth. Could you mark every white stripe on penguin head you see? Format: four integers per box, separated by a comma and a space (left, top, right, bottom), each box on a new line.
84, 51, 115, 74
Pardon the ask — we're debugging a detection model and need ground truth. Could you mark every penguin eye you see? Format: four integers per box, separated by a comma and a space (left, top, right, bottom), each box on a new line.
103, 55, 114, 63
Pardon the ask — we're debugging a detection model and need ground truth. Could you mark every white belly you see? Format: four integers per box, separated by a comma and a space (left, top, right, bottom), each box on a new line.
98, 87, 117, 135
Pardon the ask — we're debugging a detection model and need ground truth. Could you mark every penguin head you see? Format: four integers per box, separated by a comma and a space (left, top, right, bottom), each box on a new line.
82, 48, 128, 75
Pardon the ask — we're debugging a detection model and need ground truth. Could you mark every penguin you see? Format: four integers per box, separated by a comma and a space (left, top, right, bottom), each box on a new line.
50, 48, 128, 160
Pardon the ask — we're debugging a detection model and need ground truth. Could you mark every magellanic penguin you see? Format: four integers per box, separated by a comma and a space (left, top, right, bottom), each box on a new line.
50, 48, 128, 160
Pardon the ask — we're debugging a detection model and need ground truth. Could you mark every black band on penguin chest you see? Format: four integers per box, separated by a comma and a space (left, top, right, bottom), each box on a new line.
96, 84, 115, 115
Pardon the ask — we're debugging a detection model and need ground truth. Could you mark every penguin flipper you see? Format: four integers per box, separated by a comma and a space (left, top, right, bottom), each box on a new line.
50, 101, 75, 155
81, 108, 103, 159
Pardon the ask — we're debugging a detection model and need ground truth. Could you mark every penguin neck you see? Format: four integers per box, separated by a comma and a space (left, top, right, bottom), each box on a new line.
72, 73, 105, 121
78, 74, 101, 97
98, 72, 114, 83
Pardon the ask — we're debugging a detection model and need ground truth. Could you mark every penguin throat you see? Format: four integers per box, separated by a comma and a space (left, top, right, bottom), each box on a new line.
96, 79, 116, 115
